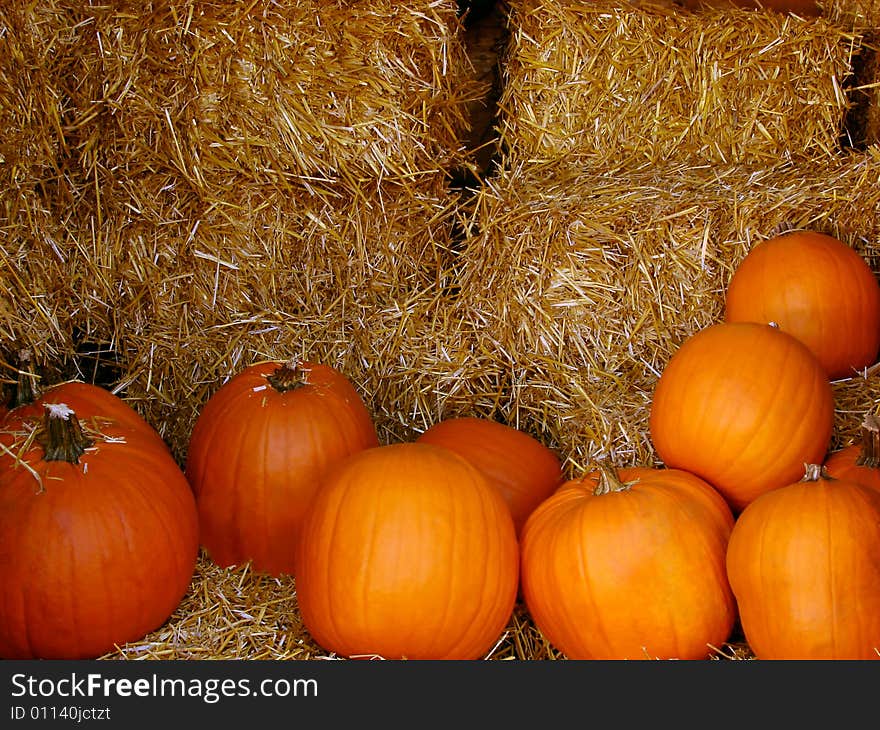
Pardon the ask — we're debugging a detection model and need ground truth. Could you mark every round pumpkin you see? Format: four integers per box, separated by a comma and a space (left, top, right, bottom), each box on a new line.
520, 465, 735, 659
416, 416, 564, 535
649, 321, 834, 512
823, 412, 880, 493
0, 403, 199, 659
724, 230, 880, 380
726, 465, 880, 659
295, 442, 519, 660
185, 359, 379, 577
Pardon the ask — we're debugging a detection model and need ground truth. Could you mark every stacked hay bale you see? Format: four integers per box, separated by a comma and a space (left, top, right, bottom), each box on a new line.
496, 1, 856, 167
1, 0, 485, 456
429, 0, 880, 473
0, 3, 80, 396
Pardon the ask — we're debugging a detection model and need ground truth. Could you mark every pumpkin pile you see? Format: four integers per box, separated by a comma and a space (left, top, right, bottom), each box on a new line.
646, 228, 880, 659
3, 226, 880, 661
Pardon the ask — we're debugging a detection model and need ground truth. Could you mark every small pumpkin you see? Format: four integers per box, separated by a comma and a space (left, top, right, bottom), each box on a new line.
649, 321, 834, 512
416, 416, 564, 535
519, 465, 736, 660
0, 403, 199, 659
295, 442, 519, 660
726, 465, 880, 659
185, 358, 379, 577
724, 230, 880, 380
823, 412, 880, 493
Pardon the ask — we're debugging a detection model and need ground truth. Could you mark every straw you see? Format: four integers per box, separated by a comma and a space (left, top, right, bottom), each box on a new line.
497, 0, 862, 168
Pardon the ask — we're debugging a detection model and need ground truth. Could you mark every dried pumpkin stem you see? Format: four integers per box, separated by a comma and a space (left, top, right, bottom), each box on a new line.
856, 413, 880, 469
593, 463, 633, 496
266, 359, 311, 393
36, 403, 94, 463
13, 349, 40, 408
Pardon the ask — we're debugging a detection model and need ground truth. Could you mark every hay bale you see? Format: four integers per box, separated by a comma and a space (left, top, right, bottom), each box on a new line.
0, 3, 69, 194
2, 172, 464, 461
0, 0, 486, 459
445, 149, 880, 473
0, 3, 81, 378
62, 0, 482, 193
496, 0, 861, 168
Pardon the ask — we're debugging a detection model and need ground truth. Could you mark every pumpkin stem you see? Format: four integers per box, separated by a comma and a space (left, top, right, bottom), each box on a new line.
855, 413, 880, 468
266, 359, 311, 393
770, 221, 796, 237
593, 463, 633, 496
801, 463, 833, 483
13, 349, 41, 408
36, 403, 94, 463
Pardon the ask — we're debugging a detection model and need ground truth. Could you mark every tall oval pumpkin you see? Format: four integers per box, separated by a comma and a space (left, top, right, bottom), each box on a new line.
185, 359, 378, 577
520, 466, 736, 660
649, 321, 834, 512
296, 442, 519, 660
0, 403, 199, 659
726, 465, 880, 659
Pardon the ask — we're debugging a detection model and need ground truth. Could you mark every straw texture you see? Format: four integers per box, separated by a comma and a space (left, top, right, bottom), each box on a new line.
497, 0, 861, 168
60, 0, 482, 191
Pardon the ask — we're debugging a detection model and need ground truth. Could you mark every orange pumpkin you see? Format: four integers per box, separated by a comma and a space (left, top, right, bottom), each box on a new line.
726, 465, 880, 659
823, 412, 880, 493
295, 442, 519, 660
649, 321, 834, 512
0, 403, 199, 659
185, 359, 379, 577
519, 465, 736, 659
416, 416, 564, 535
725, 230, 880, 380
